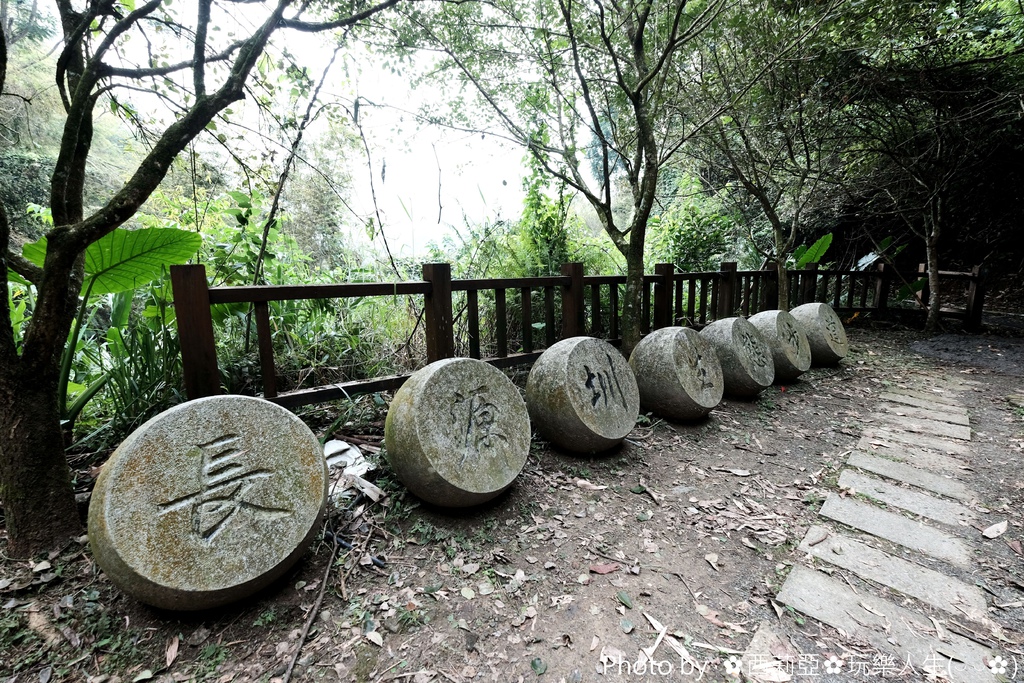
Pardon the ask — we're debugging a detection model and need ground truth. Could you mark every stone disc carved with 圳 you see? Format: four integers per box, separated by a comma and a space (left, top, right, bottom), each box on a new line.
748, 309, 812, 382
385, 358, 531, 507
700, 317, 775, 397
88, 396, 327, 611
628, 327, 724, 420
526, 337, 640, 453
790, 302, 849, 365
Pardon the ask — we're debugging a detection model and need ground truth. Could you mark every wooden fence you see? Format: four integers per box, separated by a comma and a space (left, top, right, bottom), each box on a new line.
170, 261, 984, 409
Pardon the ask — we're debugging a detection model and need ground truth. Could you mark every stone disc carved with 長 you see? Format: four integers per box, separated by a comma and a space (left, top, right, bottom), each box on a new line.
88, 396, 328, 611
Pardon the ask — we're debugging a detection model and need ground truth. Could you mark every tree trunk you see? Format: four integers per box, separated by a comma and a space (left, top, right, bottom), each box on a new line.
776, 260, 790, 310
620, 232, 647, 358
0, 360, 82, 557
924, 235, 942, 334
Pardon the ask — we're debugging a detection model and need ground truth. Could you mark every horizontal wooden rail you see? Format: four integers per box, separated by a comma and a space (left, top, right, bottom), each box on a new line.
207, 281, 430, 304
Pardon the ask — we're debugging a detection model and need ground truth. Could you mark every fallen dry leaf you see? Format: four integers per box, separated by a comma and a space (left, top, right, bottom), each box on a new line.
576, 479, 608, 491
983, 520, 1009, 539
1007, 539, 1022, 556
695, 604, 726, 628
589, 563, 620, 575
704, 553, 720, 571
165, 635, 179, 668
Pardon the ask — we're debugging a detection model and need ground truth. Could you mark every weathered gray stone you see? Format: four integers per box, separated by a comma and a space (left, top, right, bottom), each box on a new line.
789, 302, 848, 365
526, 337, 640, 452
747, 309, 811, 382
880, 402, 970, 426
699, 317, 774, 397
856, 436, 969, 473
819, 493, 972, 566
778, 566, 997, 683
798, 525, 988, 617
837, 469, 975, 527
88, 396, 327, 611
863, 427, 970, 455
876, 414, 972, 441
880, 393, 966, 413
882, 388, 964, 408
385, 358, 530, 506
847, 451, 976, 501
627, 327, 723, 421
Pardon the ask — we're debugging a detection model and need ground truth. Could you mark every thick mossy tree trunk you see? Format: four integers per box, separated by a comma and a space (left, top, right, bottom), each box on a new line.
776, 259, 790, 310
620, 234, 648, 357
0, 365, 83, 556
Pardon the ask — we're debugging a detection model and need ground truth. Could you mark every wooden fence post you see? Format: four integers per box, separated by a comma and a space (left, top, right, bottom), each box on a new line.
171, 264, 221, 399
717, 262, 738, 318
423, 263, 455, 362
965, 265, 985, 332
918, 263, 930, 308
653, 263, 674, 329
762, 261, 779, 311
561, 262, 585, 338
874, 262, 890, 311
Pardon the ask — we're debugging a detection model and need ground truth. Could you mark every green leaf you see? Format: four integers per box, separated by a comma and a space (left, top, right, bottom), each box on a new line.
83, 227, 202, 295
616, 591, 633, 609
21, 237, 47, 268
530, 658, 547, 675
226, 191, 251, 209
796, 233, 832, 268
110, 290, 133, 328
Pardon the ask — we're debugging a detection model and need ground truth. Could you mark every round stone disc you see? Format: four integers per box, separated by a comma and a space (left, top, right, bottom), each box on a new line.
526, 337, 640, 452
629, 327, 724, 420
700, 317, 775, 397
88, 396, 327, 611
385, 358, 530, 507
790, 303, 849, 365
748, 309, 812, 382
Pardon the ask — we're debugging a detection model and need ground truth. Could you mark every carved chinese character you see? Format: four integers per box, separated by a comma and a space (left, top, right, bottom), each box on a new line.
584, 353, 629, 410
451, 386, 507, 466
682, 343, 717, 392
159, 435, 291, 542
740, 330, 770, 368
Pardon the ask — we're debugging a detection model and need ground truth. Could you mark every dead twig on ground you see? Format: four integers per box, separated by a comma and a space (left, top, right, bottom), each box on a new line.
282, 532, 339, 683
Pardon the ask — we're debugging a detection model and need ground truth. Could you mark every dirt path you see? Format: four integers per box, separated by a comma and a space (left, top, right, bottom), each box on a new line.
1, 325, 1022, 682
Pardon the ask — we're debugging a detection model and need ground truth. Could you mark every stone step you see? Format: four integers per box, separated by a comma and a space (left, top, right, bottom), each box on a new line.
847, 451, 976, 502
856, 437, 970, 474
879, 402, 970, 427
838, 470, 976, 527
863, 428, 971, 456
777, 565, 997, 683
873, 414, 972, 441
798, 525, 988, 618
885, 388, 964, 407
819, 494, 972, 567
879, 391, 969, 415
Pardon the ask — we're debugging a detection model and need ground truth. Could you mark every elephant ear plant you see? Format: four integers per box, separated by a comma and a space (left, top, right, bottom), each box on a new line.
22, 226, 202, 436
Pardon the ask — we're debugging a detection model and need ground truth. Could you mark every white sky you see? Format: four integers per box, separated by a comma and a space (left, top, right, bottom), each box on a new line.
289, 39, 529, 258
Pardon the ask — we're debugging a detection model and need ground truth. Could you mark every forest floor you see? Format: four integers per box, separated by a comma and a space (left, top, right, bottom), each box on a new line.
2, 319, 1024, 682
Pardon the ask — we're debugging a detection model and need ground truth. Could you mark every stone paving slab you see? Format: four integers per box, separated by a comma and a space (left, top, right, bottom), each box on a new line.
863, 427, 971, 456
878, 391, 970, 415
819, 494, 972, 567
847, 451, 976, 502
874, 414, 972, 441
798, 525, 988, 617
777, 566, 997, 683
855, 437, 969, 474
879, 402, 970, 426
838, 470, 976, 528
886, 388, 964, 407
